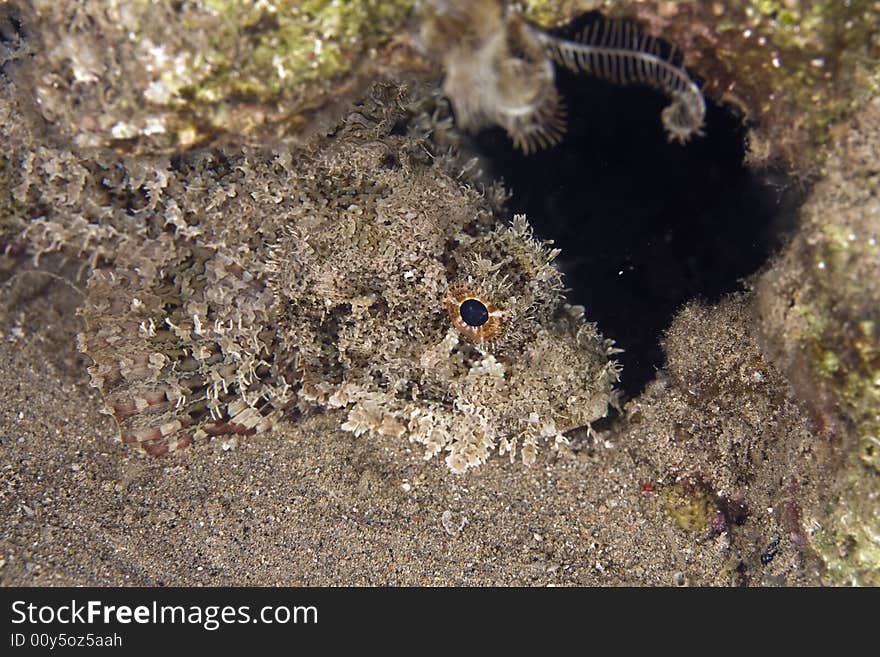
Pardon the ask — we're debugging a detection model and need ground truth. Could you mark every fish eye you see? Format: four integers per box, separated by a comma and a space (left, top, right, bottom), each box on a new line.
443, 286, 504, 343
459, 298, 489, 327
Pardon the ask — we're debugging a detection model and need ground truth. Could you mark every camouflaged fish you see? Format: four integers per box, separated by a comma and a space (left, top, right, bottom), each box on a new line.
7, 83, 620, 473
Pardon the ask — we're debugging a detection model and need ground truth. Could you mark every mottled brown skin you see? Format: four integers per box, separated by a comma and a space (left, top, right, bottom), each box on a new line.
7, 81, 619, 473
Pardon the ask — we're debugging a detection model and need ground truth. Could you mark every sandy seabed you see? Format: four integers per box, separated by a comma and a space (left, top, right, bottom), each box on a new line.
0, 270, 822, 587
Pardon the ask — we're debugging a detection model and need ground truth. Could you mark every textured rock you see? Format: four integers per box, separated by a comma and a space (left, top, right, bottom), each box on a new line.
757, 96, 880, 584
5, 0, 418, 153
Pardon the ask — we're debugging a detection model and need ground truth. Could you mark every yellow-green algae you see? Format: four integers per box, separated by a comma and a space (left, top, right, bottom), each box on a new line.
661, 483, 717, 533
15, 0, 417, 153
796, 221, 880, 585
188, 0, 416, 103
812, 447, 880, 585
757, 96, 880, 585
520, 0, 880, 168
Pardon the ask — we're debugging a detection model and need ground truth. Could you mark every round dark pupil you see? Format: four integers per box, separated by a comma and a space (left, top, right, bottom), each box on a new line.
459, 299, 489, 327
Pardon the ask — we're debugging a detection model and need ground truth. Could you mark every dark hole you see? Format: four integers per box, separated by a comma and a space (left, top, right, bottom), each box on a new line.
460, 298, 489, 327
0, 6, 27, 70
381, 153, 400, 169
389, 116, 410, 136
468, 13, 802, 399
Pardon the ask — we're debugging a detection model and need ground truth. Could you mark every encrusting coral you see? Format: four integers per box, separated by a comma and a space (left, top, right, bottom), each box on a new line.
1, 79, 619, 474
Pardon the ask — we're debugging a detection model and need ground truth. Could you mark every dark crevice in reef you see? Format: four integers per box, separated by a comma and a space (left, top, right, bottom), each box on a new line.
470, 13, 803, 399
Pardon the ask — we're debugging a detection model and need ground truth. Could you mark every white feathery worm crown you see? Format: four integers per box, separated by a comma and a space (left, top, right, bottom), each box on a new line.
422, 0, 706, 151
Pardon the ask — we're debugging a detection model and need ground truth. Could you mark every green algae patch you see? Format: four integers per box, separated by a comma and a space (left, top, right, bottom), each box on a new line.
811, 451, 880, 585
794, 210, 880, 586
190, 0, 415, 103
661, 483, 717, 533
757, 96, 880, 585
15, 0, 416, 153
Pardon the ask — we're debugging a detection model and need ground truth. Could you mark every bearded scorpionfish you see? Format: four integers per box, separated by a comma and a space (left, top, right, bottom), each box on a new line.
7, 83, 620, 473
